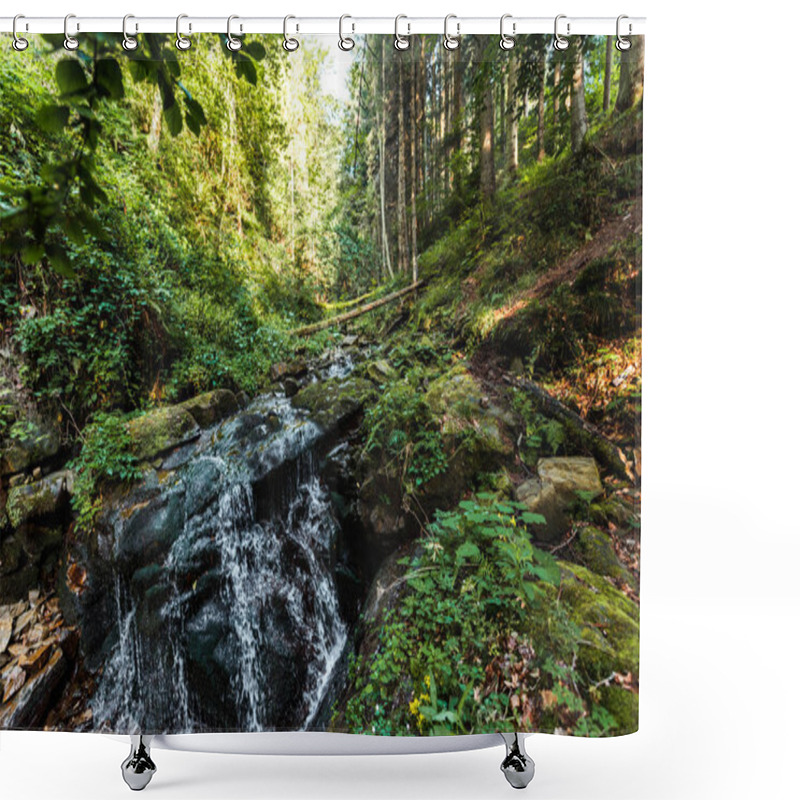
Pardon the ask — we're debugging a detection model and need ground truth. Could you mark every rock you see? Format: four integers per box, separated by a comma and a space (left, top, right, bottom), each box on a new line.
178, 389, 239, 429
575, 527, 634, 584
0, 565, 39, 605
8, 474, 26, 488
340, 334, 359, 347
126, 406, 200, 461
0, 647, 68, 728
515, 477, 569, 542
270, 358, 307, 382
13, 608, 35, 637
0, 420, 60, 477
515, 456, 603, 543
0, 536, 23, 576
425, 366, 515, 458
291, 376, 375, 436
283, 377, 300, 398
0, 616, 12, 653
599, 685, 638, 733
2, 663, 26, 703
556, 561, 639, 681
538, 456, 603, 504
5, 470, 73, 528
18, 643, 52, 673
235, 390, 251, 409
365, 359, 396, 384
32, 467, 42, 480
113, 488, 186, 565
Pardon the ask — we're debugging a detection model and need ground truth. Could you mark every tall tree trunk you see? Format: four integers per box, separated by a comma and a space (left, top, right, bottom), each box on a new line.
570, 42, 588, 154
410, 48, 419, 284
379, 41, 393, 280
603, 36, 614, 112
506, 57, 519, 175
478, 41, 496, 200
537, 53, 546, 163
615, 35, 645, 113
397, 58, 408, 274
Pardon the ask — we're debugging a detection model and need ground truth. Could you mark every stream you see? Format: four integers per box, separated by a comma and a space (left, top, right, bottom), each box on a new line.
87, 353, 358, 733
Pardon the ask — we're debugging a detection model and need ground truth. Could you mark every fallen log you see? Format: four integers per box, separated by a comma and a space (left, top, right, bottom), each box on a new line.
292, 280, 425, 336
514, 377, 634, 482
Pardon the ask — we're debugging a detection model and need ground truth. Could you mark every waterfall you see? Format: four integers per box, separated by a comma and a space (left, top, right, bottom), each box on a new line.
91, 392, 349, 734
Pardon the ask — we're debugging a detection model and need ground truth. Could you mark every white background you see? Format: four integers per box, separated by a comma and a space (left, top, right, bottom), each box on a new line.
2, 1, 799, 798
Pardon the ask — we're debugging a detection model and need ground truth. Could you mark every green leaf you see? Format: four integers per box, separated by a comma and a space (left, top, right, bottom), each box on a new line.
56, 58, 88, 95
455, 541, 481, 563
245, 41, 267, 61
163, 102, 183, 137
234, 57, 258, 86
46, 244, 76, 278
21, 244, 45, 265
521, 511, 546, 525
35, 105, 70, 132
96, 59, 125, 100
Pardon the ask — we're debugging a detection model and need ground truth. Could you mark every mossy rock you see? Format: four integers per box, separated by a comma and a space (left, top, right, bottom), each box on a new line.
5, 471, 73, 528
126, 406, 200, 461
575, 527, 634, 584
365, 359, 397, 385
425, 365, 515, 459
178, 389, 239, 429
0, 420, 60, 477
597, 685, 638, 735
557, 560, 639, 681
291, 376, 375, 435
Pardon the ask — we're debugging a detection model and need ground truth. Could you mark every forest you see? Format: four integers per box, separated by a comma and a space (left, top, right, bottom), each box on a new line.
1, 32, 643, 738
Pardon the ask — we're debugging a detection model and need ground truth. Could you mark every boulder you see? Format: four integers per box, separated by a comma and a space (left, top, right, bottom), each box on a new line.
0, 646, 68, 728
556, 561, 639, 681
5, 470, 73, 528
574, 527, 634, 584
365, 359, 397, 385
538, 457, 603, 503
515, 456, 603, 543
425, 366, 515, 457
126, 406, 200, 461
0, 420, 60, 477
291, 376, 375, 436
178, 389, 239, 429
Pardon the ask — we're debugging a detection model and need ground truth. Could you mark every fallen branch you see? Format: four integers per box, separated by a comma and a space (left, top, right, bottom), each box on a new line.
292, 280, 425, 336
514, 377, 634, 482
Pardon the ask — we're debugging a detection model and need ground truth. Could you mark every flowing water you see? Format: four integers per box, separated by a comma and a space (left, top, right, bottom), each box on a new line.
91, 388, 350, 733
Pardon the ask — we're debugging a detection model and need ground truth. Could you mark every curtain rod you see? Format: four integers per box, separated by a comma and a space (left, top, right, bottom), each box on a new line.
0, 16, 646, 37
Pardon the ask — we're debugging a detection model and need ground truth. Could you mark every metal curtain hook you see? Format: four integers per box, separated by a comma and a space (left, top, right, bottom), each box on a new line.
64, 13, 79, 51
283, 15, 299, 52
394, 15, 410, 51
339, 14, 355, 51
499, 14, 516, 50
616, 15, 632, 51
176, 14, 192, 50
443, 14, 460, 51
227, 15, 242, 51
122, 14, 138, 51
12, 14, 28, 51
553, 14, 570, 51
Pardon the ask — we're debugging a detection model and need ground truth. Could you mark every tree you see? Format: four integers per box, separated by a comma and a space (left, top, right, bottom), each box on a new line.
570, 40, 588, 154
615, 36, 645, 113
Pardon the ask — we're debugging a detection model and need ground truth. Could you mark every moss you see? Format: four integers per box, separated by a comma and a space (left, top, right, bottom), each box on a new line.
575, 527, 633, 584
5, 471, 71, 528
291, 376, 375, 433
598, 686, 638, 735
556, 560, 639, 680
126, 406, 200, 461
178, 389, 239, 428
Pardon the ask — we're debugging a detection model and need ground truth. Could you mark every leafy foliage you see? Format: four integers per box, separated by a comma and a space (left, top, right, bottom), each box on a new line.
344, 497, 621, 736
68, 412, 141, 533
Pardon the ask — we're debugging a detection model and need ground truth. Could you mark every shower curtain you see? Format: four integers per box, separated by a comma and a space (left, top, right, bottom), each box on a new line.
0, 31, 642, 738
